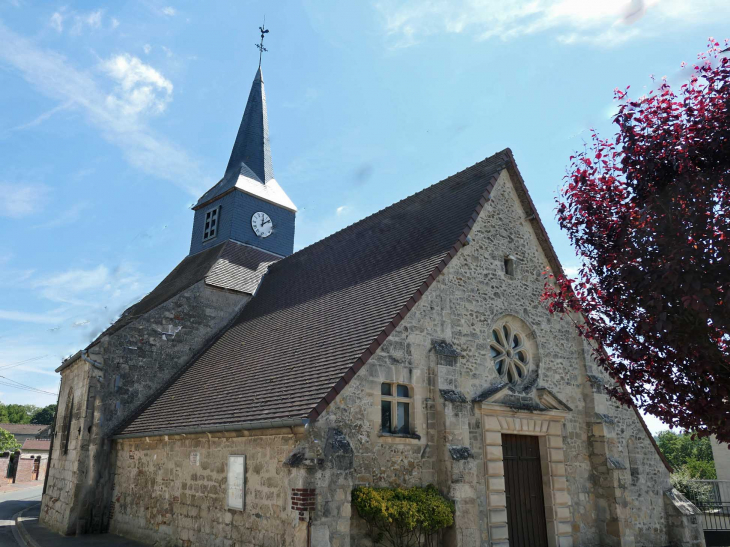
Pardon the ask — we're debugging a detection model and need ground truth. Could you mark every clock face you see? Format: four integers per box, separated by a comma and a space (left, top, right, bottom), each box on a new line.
251, 211, 273, 238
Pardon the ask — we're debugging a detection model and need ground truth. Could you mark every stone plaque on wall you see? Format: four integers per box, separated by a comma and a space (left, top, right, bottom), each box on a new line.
189, 452, 200, 466
227, 455, 246, 510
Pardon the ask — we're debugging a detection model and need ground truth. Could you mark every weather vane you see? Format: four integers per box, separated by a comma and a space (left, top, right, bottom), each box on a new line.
256, 18, 269, 67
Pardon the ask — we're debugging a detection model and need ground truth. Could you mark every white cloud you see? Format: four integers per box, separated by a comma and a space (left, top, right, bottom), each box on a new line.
0, 21, 208, 196
85, 9, 102, 28
52, 8, 109, 35
69, 9, 104, 35
336, 205, 349, 216
0, 309, 65, 324
374, 0, 730, 48
101, 53, 173, 117
143, 43, 152, 54
33, 264, 111, 305
30, 262, 144, 311
33, 201, 89, 229
10, 100, 73, 131
162, 6, 176, 16
0, 182, 49, 218
49, 12, 63, 33
111, 17, 120, 29
161, 45, 173, 58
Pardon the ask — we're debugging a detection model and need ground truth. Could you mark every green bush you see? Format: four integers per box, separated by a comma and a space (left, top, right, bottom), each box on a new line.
671, 466, 714, 505
352, 484, 455, 547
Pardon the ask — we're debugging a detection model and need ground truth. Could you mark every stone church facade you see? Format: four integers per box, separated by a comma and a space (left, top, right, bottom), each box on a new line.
40, 62, 704, 547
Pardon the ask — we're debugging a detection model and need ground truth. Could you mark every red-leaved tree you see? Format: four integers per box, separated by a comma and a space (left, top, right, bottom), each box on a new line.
543, 40, 730, 442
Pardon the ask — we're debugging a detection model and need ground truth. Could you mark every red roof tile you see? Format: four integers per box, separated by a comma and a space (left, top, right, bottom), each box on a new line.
21, 439, 51, 451
0, 424, 49, 435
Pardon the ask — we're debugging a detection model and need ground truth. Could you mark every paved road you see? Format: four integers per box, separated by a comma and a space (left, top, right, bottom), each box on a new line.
0, 485, 42, 546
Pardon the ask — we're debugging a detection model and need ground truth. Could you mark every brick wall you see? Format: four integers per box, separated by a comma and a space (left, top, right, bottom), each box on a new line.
291, 488, 316, 521
15, 457, 46, 483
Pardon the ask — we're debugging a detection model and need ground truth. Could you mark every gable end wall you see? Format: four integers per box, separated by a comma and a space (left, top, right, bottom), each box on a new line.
41, 280, 248, 535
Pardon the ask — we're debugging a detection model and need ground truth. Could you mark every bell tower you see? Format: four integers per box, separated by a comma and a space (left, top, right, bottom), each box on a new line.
190, 28, 296, 257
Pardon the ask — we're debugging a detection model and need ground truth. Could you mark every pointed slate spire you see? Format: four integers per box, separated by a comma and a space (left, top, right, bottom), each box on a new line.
225, 67, 274, 184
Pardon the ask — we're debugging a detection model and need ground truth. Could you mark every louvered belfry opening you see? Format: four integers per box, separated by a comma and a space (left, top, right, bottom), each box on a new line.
502, 433, 550, 547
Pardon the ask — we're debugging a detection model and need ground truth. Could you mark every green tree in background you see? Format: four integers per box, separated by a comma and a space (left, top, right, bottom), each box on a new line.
656, 430, 717, 479
30, 404, 57, 425
4, 404, 39, 424
0, 427, 21, 452
0, 405, 9, 424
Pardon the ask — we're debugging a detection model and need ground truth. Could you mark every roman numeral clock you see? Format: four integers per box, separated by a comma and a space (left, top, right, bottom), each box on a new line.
251, 211, 273, 238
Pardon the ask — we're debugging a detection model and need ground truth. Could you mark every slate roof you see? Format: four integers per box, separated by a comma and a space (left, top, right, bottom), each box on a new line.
22, 439, 51, 451
118, 150, 512, 436
194, 68, 295, 213
0, 424, 50, 436
90, 241, 279, 342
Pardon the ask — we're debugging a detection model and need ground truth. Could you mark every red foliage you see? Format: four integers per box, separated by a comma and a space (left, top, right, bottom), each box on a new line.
543, 40, 730, 441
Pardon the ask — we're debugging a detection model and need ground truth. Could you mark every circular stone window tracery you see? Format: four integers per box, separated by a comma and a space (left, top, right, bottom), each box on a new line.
490, 321, 532, 385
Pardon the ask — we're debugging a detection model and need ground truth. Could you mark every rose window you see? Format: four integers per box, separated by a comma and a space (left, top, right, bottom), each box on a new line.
490, 323, 530, 385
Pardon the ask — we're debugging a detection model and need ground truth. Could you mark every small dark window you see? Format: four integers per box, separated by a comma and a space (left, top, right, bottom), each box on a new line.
504, 255, 516, 276
202, 206, 220, 242
61, 393, 74, 455
380, 382, 412, 435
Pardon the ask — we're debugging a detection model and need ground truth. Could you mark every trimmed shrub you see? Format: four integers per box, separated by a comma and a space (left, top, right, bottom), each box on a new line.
352, 484, 455, 547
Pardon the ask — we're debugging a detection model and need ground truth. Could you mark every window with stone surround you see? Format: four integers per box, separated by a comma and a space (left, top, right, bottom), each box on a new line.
380, 383, 412, 435
202, 205, 220, 242
490, 321, 531, 385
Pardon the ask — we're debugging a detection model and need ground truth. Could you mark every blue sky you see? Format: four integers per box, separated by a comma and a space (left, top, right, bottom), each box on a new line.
0, 0, 725, 430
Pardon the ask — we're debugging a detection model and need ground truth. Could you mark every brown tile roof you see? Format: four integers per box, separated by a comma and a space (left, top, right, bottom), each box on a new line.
117, 150, 512, 437
21, 439, 51, 451
89, 241, 279, 342
0, 424, 49, 435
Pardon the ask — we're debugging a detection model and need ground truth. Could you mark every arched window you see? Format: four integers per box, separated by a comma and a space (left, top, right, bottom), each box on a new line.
61, 393, 74, 455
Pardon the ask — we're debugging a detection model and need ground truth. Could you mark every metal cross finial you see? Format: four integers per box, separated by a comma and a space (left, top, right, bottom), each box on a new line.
256, 18, 269, 67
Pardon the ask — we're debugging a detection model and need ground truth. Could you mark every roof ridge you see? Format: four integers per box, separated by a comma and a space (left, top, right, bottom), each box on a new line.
117, 149, 512, 437
305, 157, 506, 421
270, 149, 510, 270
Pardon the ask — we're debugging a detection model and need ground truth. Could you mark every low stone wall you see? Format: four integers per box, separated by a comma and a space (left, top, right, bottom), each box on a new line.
111, 427, 308, 547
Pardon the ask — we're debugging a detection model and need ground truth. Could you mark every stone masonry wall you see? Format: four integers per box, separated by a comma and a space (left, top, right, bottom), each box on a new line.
41, 358, 92, 534
105, 168, 677, 547
41, 280, 248, 535
305, 168, 673, 547
111, 428, 308, 547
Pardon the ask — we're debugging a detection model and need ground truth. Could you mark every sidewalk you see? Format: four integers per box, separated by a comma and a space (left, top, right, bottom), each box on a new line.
15, 505, 147, 547
0, 481, 45, 496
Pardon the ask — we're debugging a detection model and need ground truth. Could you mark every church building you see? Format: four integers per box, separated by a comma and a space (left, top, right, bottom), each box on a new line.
40, 56, 704, 547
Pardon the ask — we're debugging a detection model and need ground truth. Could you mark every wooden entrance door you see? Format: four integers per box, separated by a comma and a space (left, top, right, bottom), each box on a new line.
502, 434, 549, 547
